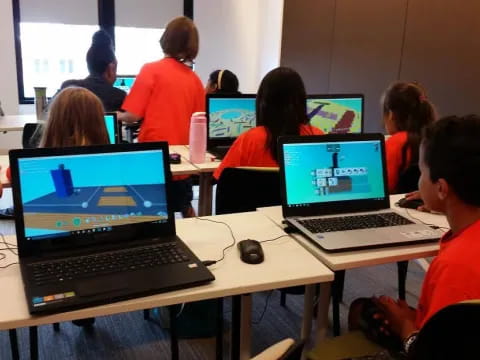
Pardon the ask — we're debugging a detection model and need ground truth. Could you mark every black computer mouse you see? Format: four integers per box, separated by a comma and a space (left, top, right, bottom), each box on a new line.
396, 197, 424, 209
237, 239, 264, 264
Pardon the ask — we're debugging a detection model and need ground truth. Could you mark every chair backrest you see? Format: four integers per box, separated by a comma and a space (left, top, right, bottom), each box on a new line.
22, 123, 41, 149
409, 300, 480, 360
395, 164, 420, 194
215, 167, 281, 215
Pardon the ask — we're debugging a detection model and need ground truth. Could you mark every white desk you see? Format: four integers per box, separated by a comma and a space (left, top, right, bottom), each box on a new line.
258, 194, 448, 340
0, 115, 42, 132
0, 211, 333, 360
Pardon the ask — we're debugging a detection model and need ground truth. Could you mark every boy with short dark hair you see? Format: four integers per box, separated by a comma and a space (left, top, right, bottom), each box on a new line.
349, 115, 480, 356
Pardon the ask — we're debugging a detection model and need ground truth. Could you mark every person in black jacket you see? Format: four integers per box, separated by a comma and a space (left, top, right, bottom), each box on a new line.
61, 30, 126, 112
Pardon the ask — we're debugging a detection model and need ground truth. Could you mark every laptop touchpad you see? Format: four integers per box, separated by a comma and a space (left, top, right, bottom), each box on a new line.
76, 277, 129, 297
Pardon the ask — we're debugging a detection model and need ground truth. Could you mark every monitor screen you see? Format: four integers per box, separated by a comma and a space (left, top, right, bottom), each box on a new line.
17, 149, 168, 241
113, 76, 136, 93
306, 95, 363, 134
104, 114, 116, 144
282, 140, 385, 207
207, 96, 256, 139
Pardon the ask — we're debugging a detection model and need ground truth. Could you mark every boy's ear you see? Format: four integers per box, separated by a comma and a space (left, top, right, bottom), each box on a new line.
436, 178, 449, 200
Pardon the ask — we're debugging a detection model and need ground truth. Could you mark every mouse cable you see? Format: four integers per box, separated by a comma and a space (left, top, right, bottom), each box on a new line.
252, 290, 274, 325
0, 233, 18, 255
404, 209, 449, 232
258, 234, 291, 244
195, 217, 237, 266
197, 218, 292, 267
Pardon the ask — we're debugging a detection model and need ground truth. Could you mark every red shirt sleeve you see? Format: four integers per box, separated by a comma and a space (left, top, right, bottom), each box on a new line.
121, 64, 155, 118
385, 132, 407, 193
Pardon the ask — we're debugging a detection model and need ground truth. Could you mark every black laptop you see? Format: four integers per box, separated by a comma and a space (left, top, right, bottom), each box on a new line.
10, 142, 214, 314
206, 94, 256, 159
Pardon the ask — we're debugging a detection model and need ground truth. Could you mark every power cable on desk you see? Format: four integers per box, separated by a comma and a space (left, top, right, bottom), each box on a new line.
0, 232, 18, 269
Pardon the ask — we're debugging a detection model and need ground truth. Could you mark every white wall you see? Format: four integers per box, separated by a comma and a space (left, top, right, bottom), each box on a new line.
195, 0, 284, 93
0, 0, 20, 115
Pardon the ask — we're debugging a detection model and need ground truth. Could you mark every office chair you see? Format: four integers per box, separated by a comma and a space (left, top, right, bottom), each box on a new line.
22, 123, 41, 149
308, 300, 480, 360
251, 338, 304, 360
215, 167, 281, 215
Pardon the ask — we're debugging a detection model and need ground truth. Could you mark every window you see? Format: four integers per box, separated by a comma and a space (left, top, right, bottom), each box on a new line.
20, 22, 98, 98
115, 27, 165, 75
13, 0, 192, 103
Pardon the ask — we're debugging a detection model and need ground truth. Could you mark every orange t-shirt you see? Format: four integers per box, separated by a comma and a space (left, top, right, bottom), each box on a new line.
385, 131, 410, 193
213, 124, 323, 179
121, 58, 205, 145
415, 219, 480, 328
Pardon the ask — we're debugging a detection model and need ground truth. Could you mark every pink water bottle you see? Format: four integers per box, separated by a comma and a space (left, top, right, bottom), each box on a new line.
189, 111, 207, 163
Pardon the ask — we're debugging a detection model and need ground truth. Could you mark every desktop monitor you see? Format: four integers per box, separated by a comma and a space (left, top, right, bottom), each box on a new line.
206, 94, 256, 147
113, 75, 136, 93
104, 112, 120, 144
306, 94, 364, 134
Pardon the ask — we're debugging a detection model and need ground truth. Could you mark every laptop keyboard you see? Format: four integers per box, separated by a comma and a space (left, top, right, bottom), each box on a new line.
29, 243, 190, 287
298, 212, 414, 233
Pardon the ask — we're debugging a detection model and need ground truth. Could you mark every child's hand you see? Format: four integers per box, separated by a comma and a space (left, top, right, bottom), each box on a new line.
405, 191, 431, 212
373, 296, 417, 340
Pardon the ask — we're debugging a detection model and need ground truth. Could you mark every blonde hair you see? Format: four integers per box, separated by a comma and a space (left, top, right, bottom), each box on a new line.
41, 87, 109, 148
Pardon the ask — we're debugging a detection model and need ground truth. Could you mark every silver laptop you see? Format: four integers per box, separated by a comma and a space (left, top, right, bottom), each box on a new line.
278, 134, 442, 252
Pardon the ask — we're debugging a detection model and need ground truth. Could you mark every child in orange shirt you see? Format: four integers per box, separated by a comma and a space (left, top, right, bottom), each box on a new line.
119, 16, 204, 217
349, 115, 480, 356
214, 67, 323, 179
383, 82, 436, 193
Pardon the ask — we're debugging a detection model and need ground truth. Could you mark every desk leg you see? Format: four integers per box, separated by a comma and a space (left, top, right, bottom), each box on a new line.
240, 294, 252, 360
332, 270, 345, 336
9, 329, 19, 360
231, 294, 252, 360
198, 173, 213, 216
29, 326, 38, 360
169, 306, 179, 360
316, 282, 331, 343
216, 298, 224, 360
301, 285, 315, 341
397, 261, 409, 300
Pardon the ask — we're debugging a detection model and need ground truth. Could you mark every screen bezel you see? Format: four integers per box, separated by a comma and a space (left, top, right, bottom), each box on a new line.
113, 75, 136, 92
10, 142, 175, 258
278, 133, 389, 218
306, 93, 364, 134
206, 93, 257, 147
104, 112, 121, 144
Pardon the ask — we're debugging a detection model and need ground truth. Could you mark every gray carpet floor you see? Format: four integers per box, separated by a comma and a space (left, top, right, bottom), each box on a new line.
0, 188, 426, 359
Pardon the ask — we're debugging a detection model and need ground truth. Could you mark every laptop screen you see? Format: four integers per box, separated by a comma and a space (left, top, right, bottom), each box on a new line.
282, 139, 385, 208
104, 114, 117, 144
113, 76, 136, 93
207, 95, 256, 141
17, 149, 168, 241
306, 95, 363, 134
